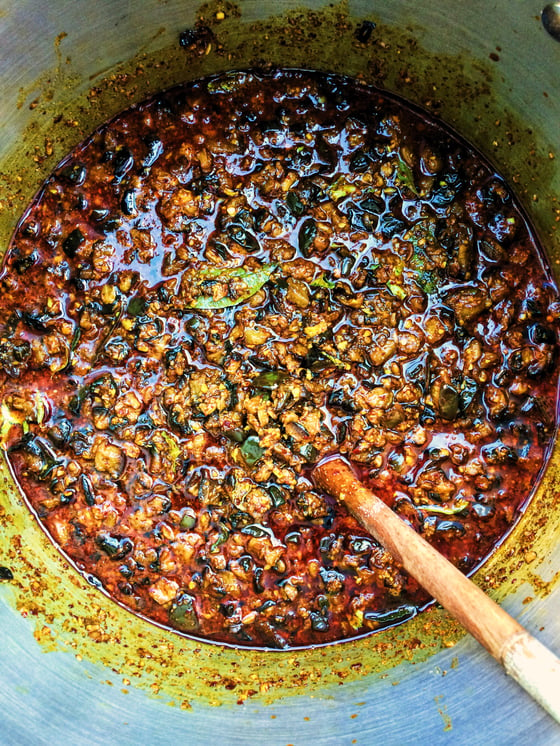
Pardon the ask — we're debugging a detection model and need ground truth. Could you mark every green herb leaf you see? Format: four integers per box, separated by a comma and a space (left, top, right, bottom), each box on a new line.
395, 156, 419, 196
286, 191, 305, 217
207, 72, 252, 94
0, 393, 48, 444
416, 270, 438, 294
188, 263, 276, 309
299, 443, 319, 463
407, 220, 436, 254
311, 273, 336, 290
160, 431, 181, 462
363, 604, 417, 627
406, 222, 440, 294
69, 386, 87, 415
210, 524, 230, 553
386, 282, 407, 300
416, 499, 469, 516
328, 176, 357, 201
253, 370, 289, 389
34, 393, 46, 425
321, 351, 351, 371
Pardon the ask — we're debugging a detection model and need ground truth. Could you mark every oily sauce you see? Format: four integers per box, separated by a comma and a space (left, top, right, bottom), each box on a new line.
0, 70, 558, 648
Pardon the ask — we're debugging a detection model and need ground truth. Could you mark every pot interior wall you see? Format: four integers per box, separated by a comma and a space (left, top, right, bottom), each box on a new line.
0, 1, 559, 744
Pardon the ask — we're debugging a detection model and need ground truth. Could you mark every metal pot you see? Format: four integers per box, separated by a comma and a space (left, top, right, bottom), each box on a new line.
1, 1, 559, 743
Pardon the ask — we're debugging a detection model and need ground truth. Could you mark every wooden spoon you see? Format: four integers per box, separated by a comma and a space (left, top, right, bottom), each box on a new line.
314, 456, 560, 723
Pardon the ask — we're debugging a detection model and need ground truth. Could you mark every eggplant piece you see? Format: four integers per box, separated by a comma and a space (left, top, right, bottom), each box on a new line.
80, 474, 96, 506
364, 605, 417, 628
112, 147, 134, 179
459, 377, 478, 413
11, 248, 39, 275
95, 532, 133, 560
0, 567, 14, 581
379, 214, 407, 239
349, 149, 371, 172
121, 189, 136, 215
286, 191, 305, 217
22, 311, 51, 332
9, 435, 59, 481
528, 323, 556, 346
60, 162, 87, 185
47, 418, 72, 448
444, 284, 491, 326
309, 611, 329, 632
142, 136, 163, 168
438, 384, 460, 420
169, 594, 199, 632
0, 339, 31, 376
240, 435, 265, 466
298, 218, 317, 257
227, 224, 260, 252
62, 228, 84, 258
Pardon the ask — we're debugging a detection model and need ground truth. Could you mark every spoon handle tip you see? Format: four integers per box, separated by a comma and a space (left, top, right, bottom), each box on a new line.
314, 456, 560, 724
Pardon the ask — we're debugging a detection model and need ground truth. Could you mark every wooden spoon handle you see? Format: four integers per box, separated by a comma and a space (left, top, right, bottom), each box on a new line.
315, 457, 560, 723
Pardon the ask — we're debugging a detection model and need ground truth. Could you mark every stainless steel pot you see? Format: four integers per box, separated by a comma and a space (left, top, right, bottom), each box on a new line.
1, 1, 559, 743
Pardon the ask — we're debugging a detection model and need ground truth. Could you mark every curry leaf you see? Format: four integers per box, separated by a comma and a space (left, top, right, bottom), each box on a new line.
127, 296, 147, 317
328, 177, 357, 201
207, 72, 252, 94
188, 263, 276, 309
286, 191, 305, 217
210, 524, 230, 553
394, 156, 419, 196
386, 281, 407, 300
406, 221, 439, 294
407, 220, 436, 255
416, 499, 470, 516
321, 351, 351, 371
416, 270, 438, 294
160, 431, 181, 462
363, 604, 418, 627
311, 273, 336, 290
253, 371, 289, 389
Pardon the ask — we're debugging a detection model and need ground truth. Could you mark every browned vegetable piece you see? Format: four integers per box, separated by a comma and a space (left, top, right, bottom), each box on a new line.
444, 285, 491, 325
